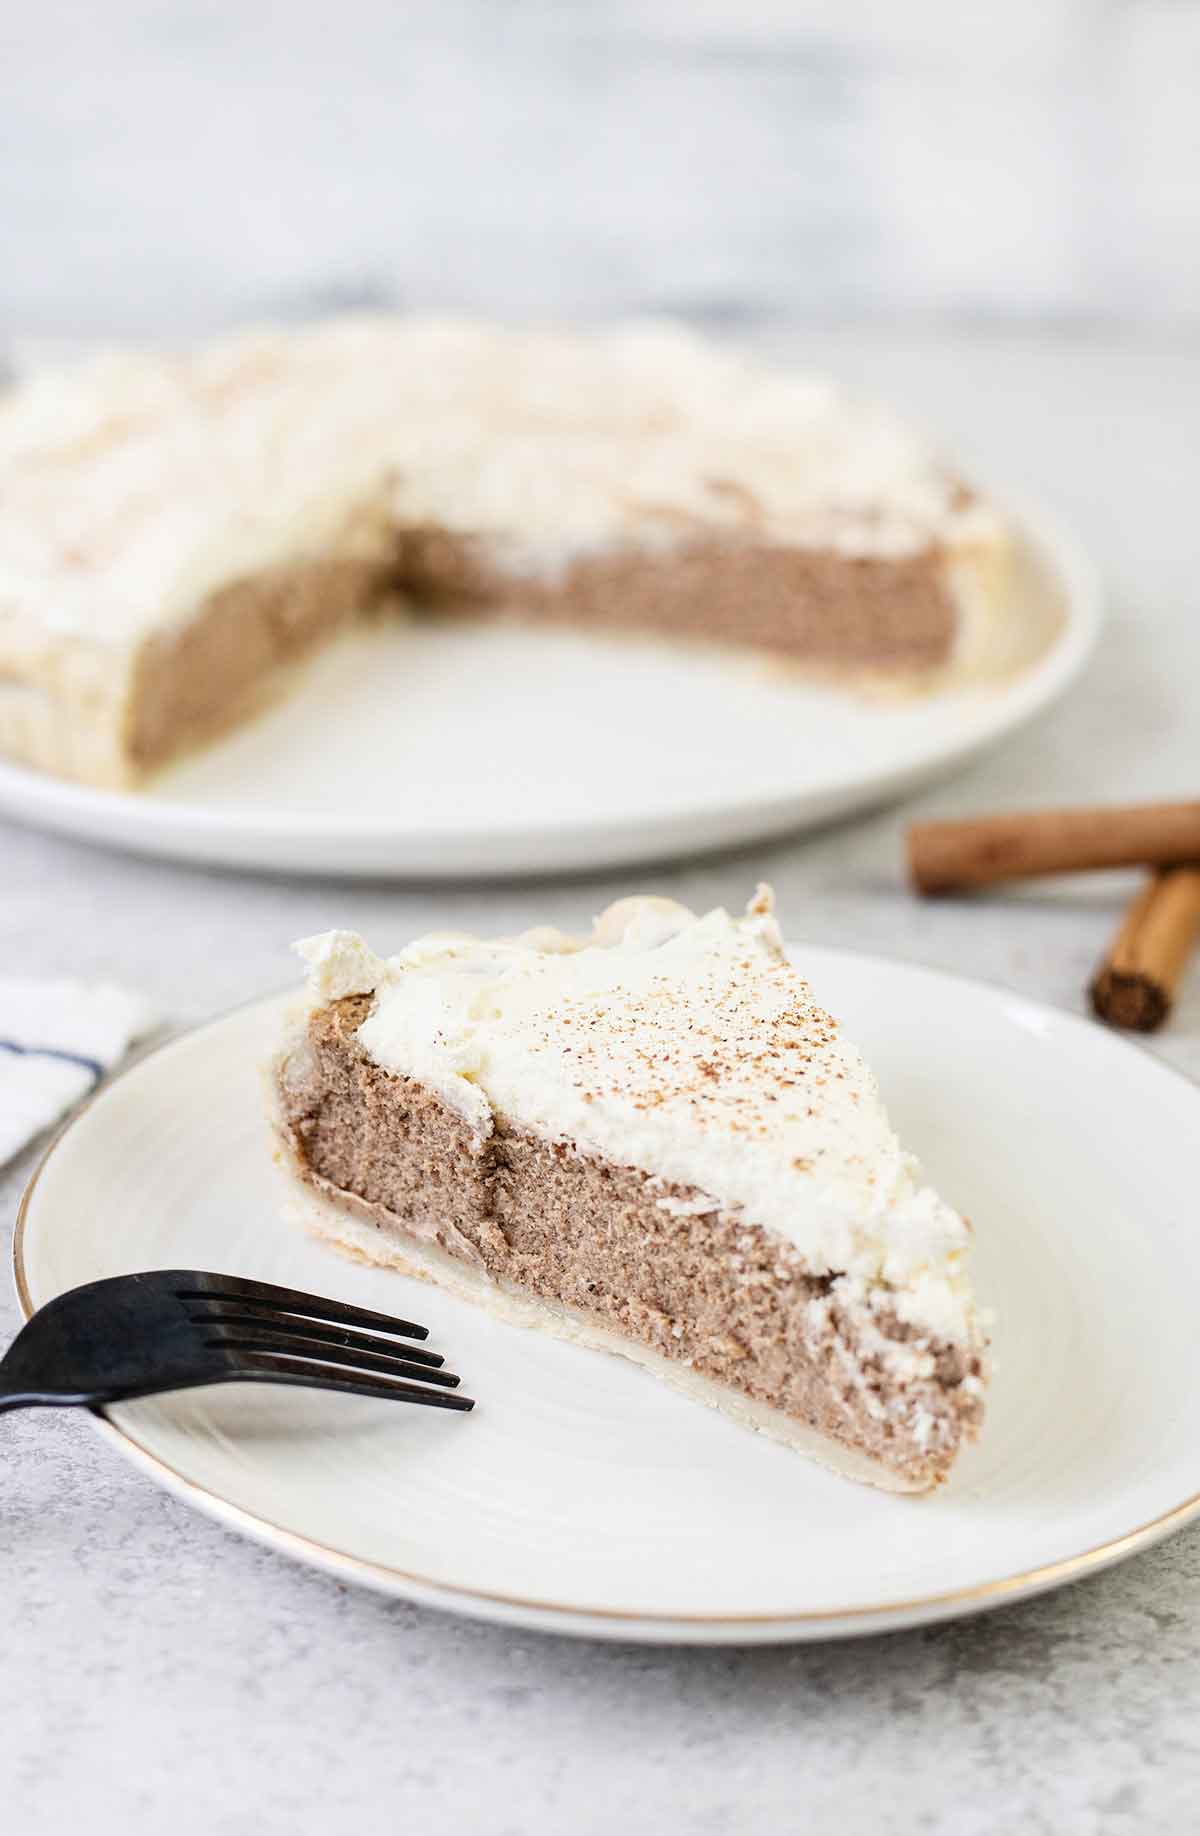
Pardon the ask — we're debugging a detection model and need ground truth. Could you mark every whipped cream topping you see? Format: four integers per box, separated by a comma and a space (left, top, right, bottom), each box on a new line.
0, 316, 1001, 657
293, 889, 978, 1343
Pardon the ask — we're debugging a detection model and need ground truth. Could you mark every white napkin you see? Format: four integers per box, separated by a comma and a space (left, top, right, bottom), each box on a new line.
0, 978, 159, 1167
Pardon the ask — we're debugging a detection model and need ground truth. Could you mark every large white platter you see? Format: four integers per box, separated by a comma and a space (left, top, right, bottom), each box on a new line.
0, 505, 1097, 878
15, 947, 1199, 1643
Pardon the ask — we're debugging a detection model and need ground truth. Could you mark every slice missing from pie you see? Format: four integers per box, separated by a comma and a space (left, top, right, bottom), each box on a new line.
0, 317, 1013, 788
269, 887, 989, 1491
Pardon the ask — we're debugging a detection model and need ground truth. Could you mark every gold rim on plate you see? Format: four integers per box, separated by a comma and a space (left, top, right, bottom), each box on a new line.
11, 998, 1200, 1636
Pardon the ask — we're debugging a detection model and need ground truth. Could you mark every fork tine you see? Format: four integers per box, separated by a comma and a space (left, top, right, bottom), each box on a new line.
229, 1350, 475, 1410
205, 1327, 462, 1387
174, 1275, 429, 1340
184, 1308, 446, 1368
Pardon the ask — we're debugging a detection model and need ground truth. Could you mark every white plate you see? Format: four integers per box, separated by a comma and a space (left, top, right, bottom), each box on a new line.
14, 948, 1200, 1643
0, 505, 1097, 879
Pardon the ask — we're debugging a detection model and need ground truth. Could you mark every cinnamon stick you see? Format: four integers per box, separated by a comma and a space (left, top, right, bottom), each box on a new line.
1089, 868, 1200, 1032
908, 800, 1200, 895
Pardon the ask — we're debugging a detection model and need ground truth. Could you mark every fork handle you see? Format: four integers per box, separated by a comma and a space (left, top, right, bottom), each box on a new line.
0, 1388, 96, 1412
0, 1329, 104, 1409
0, 1356, 103, 1411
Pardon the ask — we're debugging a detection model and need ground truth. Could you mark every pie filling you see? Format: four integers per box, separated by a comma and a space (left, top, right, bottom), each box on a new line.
275, 994, 987, 1491
113, 528, 963, 783
126, 555, 399, 771
390, 523, 960, 670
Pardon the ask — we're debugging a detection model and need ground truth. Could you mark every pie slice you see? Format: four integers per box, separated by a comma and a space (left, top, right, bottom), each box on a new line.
0, 317, 1012, 787
269, 887, 989, 1491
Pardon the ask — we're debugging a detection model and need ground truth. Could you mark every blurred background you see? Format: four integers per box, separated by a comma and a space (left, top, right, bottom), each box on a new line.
5, 0, 1200, 340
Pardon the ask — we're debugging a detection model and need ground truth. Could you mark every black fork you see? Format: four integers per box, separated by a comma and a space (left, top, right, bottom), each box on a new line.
0, 1270, 475, 1414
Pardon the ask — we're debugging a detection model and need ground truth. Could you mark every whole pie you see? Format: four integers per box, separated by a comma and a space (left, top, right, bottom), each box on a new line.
0, 318, 1011, 787
270, 887, 990, 1490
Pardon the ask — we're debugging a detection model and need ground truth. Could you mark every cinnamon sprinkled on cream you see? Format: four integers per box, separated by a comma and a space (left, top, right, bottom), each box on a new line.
293, 887, 978, 1342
